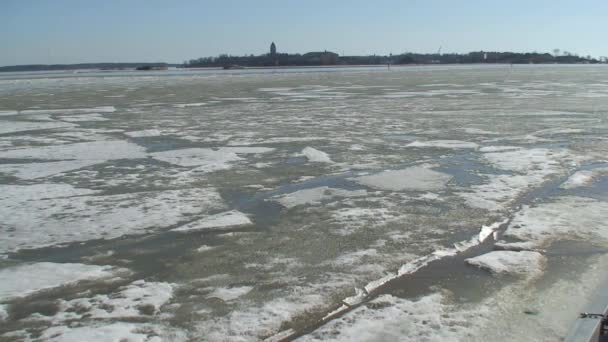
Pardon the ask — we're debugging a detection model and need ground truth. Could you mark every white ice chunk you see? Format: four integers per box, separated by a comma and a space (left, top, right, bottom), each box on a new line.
407, 140, 479, 149
0, 160, 94, 179
466, 251, 546, 277
301, 147, 333, 163
172, 210, 252, 232
174, 102, 206, 108
462, 127, 499, 135
265, 329, 297, 342
20, 106, 116, 115
58, 114, 109, 122
0, 121, 75, 134
206, 286, 253, 301
0, 140, 147, 161
364, 273, 399, 293
274, 187, 367, 208
151, 147, 273, 171
479, 145, 520, 152
478, 219, 509, 243
343, 288, 367, 306
124, 129, 162, 138
152, 148, 242, 169
354, 166, 452, 191
0, 263, 120, 301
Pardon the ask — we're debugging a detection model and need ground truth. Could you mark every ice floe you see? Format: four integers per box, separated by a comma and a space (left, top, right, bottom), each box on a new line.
0, 140, 147, 161
459, 148, 579, 211
124, 129, 163, 138
354, 166, 452, 191
0, 185, 224, 253
206, 286, 253, 301
297, 292, 483, 342
52, 280, 174, 320
466, 251, 546, 277
19, 106, 116, 115
174, 102, 206, 108
501, 196, 608, 249
300, 147, 333, 163
151, 147, 274, 172
58, 113, 110, 122
0, 160, 94, 179
560, 168, 608, 189
38, 322, 185, 342
0, 120, 76, 134
0, 262, 121, 301
274, 187, 367, 208
407, 140, 479, 149
172, 210, 252, 232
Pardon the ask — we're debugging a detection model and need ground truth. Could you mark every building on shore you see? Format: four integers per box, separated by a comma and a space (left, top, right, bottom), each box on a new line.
270, 42, 278, 66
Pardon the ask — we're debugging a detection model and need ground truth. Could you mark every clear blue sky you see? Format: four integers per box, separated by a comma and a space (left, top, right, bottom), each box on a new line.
1, 0, 607, 66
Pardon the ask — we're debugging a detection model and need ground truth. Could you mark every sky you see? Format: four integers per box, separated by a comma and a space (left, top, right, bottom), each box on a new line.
1, 0, 607, 66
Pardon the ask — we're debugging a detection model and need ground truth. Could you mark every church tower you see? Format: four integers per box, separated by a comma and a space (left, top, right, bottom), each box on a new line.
270, 42, 278, 66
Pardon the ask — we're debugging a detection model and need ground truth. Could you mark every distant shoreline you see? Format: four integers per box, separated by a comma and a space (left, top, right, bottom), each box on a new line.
2, 62, 606, 73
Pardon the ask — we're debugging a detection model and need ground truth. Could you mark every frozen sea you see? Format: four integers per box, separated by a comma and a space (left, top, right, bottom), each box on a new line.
1, 65, 608, 341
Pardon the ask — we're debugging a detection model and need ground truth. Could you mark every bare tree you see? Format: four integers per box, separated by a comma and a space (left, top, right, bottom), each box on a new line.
553, 49, 560, 56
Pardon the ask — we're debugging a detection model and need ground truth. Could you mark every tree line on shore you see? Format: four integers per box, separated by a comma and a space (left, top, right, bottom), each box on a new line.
184, 50, 605, 68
